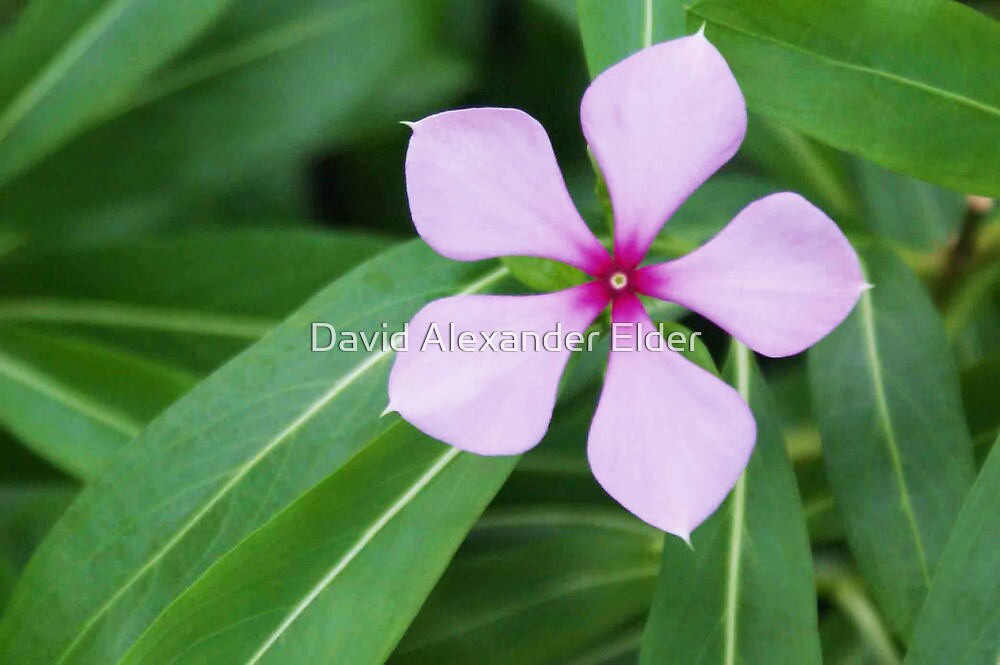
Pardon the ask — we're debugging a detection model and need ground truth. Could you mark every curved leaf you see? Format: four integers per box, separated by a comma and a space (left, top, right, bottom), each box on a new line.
0, 242, 509, 665
809, 246, 976, 638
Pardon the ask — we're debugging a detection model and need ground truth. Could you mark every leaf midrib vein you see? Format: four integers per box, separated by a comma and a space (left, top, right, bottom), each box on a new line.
244, 445, 464, 664
474, 508, 658, 540
398, 565, 659, 653
723, 343, 751, 665
0, 298, 275, 339
692, 11, 1000, 119
857, 286, 932, 586
642, 0, 654, 48
51, 265, 508, 665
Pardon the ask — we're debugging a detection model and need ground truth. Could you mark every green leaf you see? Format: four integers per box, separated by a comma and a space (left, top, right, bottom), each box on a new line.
689, 0, 1000, 195
651, 173, 780, 253
120, 427, 515, 665
392, 507, 660, 665
577, 0, 684, 78
0, 229, 389, 373
639, 343, 822, 664
0, 0, 234, 186
0, 327, 193, 479
495, 386, 614, 509
809, 246, 976, 638
768, 365, 846, 545
905, 437, 1000, 665
855, 160, 964, 252
738, 115, 860, 227
651, 321, 716, 374
0, 0, 458, 241
0, 242, 510, 665
502, 256, 589, 293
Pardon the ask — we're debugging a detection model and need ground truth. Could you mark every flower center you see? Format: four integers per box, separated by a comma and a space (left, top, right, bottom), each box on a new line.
608, 271, 629, 292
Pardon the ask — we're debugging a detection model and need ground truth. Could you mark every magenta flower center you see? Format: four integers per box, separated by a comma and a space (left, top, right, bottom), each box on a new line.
602, 265, 637, 299
608, 270, 629, 292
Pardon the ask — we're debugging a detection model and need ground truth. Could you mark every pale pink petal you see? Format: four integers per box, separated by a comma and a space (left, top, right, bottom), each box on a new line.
405, 108, 611, 275
587, 295, 755, 540
581, 33, 747, 268
388, 283, 609, 455
634, 192, 867, 358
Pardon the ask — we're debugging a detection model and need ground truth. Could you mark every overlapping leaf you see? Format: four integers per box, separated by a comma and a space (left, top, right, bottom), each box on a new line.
0, 230, 387, 476
121, 428, 515, 664
810, 246, 976, 639
0, 242, 510, 664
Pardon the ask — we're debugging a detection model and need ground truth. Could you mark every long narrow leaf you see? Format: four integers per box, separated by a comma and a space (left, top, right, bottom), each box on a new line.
809, 246, 976, 638
121, 428, 515, 664
689, 0, 1000, 195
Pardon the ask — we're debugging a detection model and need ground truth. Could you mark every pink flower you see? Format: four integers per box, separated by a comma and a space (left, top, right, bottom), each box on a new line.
386, 33, 866, 540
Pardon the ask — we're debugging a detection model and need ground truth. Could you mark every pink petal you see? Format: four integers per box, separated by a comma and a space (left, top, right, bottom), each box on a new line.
587, 295, 755, 540
634, 192, 867, 358
405, 108, 611, 275
581, 33, 747, 268
388, 283, 609, 455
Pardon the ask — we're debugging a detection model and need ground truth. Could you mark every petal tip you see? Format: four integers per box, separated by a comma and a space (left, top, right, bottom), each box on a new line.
380, 403, 396, 418
695, 21, 707, 38
674, 530, 694, 549
862, 281, 875, 292
399, 120, 417, 131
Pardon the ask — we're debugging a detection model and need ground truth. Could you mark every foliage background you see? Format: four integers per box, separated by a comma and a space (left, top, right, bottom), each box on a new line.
0, 0, 997, 663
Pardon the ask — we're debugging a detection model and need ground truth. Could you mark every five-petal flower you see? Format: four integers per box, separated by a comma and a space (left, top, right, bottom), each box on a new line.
387, 33, 866, 540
